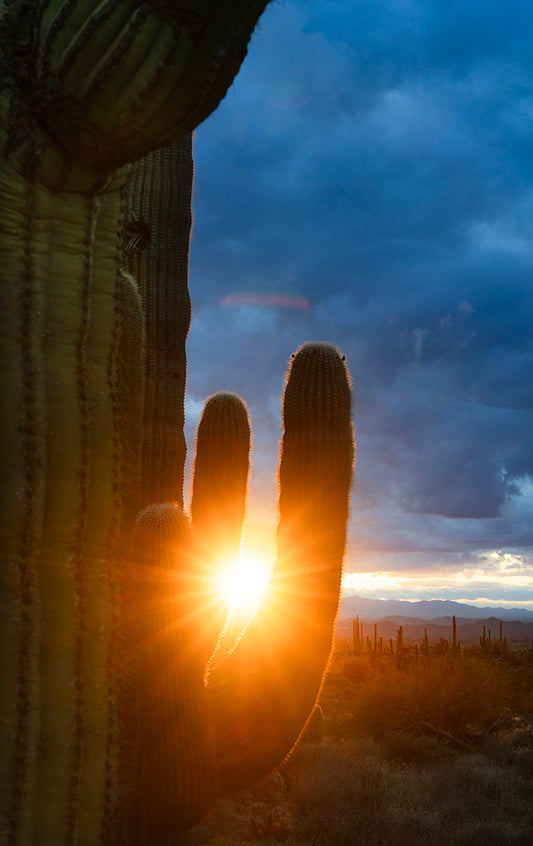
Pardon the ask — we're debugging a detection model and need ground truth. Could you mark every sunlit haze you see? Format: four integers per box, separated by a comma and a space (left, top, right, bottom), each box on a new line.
216, 541, 273, 621
342, 549, 533, 609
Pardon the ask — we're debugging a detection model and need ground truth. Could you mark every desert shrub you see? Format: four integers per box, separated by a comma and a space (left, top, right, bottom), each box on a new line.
342, 655, 373, 683
379, 731, 454, 764
343, 653, 518, 744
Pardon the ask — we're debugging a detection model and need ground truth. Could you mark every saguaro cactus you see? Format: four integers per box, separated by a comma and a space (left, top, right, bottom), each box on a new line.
130, 344, 354, 831
0, 2, 355, 844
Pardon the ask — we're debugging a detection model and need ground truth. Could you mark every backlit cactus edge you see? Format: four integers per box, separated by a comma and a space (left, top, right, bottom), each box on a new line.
0, 3, 355, 844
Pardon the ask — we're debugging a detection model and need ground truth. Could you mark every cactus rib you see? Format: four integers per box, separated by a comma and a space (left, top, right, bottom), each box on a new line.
123, 137, 193, 508
1, 0, 271, 172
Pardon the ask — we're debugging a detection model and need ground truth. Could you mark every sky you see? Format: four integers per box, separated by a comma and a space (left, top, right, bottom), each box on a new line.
184, 0, 533, 609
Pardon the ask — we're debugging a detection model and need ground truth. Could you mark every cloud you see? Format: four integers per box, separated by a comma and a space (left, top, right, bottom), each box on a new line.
186, 0, 533, 591
342, 546, 533, 606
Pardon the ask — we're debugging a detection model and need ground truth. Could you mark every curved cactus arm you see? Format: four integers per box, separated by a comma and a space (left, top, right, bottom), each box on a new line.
129, 394, 251, 830
58, 342, 351, 834
1, 0, 271, 174
207, 343, 354, 793
190, 391, 251, 659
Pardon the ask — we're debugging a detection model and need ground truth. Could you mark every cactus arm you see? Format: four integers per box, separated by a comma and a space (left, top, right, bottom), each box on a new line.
1, 0, 271, 174
129, 394, 251, 830
207, 343, 354, 792
190, 392, 252, 660
34, 182, 100, 844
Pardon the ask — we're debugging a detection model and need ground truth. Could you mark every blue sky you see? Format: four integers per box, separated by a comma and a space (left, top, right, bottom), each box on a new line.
184, 0, 533, 607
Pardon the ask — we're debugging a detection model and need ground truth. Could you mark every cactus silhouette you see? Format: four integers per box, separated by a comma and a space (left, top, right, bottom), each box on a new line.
130, 345, 354, 831
0, 2, 354, 843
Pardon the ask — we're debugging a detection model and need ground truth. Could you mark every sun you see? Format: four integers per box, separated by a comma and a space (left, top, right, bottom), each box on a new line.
218, 549, 272, 620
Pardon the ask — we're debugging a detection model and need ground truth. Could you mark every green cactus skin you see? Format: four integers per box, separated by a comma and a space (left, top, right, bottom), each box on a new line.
1, 0, 271, 176
123, 137, 193, 509
0, 94, 138, 843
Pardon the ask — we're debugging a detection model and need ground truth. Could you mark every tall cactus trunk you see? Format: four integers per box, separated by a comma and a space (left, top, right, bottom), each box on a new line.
0, 96, 146, 843
123, 136, 193, 509
0, 111, 197, 844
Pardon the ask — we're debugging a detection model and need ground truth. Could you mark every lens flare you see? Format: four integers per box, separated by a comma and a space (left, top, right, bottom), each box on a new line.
218, 550, 272, 620
222, 292, 311, 312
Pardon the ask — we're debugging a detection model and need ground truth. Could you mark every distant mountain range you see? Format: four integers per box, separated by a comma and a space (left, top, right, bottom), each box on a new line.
339, 594, 533, 623
337, 595, 533, 645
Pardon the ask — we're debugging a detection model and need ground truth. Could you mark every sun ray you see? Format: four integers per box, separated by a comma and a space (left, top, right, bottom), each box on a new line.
217, 548, 272, 621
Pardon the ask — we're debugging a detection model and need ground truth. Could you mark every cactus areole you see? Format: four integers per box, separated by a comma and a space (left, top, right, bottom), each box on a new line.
0, 2, 355, 844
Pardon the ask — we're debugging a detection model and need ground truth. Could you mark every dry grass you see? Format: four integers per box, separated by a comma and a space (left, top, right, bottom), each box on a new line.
286, 736, 533, 846
178, 648, 533, 846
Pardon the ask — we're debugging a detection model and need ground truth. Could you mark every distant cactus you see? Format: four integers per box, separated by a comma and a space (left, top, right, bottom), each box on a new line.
397, 625, 404, 652
353, 615, 361, 652
422, 627, 430, 659
251, 804, 290, 841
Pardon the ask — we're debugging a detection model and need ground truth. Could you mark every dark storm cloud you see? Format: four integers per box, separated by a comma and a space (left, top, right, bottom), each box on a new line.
186, 0, 533, 579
